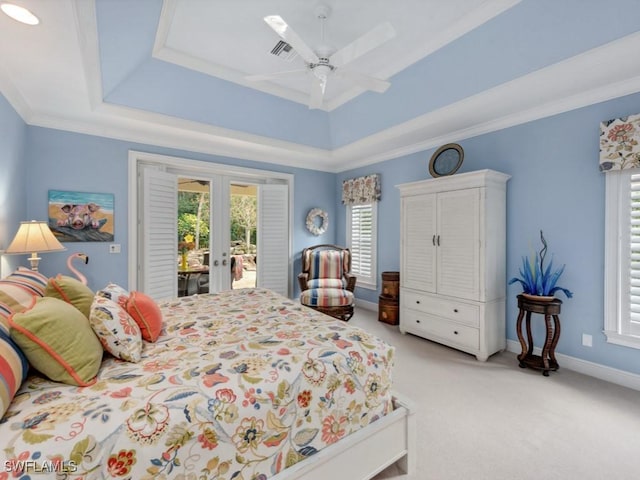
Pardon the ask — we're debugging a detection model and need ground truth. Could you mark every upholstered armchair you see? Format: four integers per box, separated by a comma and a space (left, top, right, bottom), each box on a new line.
298, 244, 356, 321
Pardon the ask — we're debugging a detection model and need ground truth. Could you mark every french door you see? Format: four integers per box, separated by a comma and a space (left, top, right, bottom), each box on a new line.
130, 152, 291, 300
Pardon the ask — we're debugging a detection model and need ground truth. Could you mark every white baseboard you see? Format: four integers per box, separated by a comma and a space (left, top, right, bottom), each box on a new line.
506, 339, 640, 392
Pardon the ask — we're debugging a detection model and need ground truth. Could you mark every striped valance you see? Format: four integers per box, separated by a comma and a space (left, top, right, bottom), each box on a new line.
341, 174, 381, 206
600, 113, 640, 172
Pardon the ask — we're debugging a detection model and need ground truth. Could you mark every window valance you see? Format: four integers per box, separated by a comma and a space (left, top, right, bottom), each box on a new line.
342, 174, 381, 206
600, 113, 640, 172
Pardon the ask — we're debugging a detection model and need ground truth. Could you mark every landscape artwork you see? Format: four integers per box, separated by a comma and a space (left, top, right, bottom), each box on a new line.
48, 190, 115, 242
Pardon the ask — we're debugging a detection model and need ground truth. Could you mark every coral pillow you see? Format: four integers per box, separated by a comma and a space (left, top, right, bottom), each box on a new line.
125, 291, 163, 342
45, 275, 94, 318
90, 294, 142, 363
9, 297, 103, 386
0, 322, 28, 418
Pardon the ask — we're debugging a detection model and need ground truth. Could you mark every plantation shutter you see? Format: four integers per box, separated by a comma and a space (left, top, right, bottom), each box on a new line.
141, 168, 178, 301
257, 184, 289, 297
628, 173, 640, 335
348, 203, 377, 287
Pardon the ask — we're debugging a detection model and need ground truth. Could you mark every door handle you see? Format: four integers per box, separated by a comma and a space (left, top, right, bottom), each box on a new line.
222, 259, 228, 266
437, 235, 440, 246
213, 260, 219, 266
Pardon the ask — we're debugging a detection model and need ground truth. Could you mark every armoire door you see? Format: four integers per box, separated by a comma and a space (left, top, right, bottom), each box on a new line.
401, 193, 437, 292
436, 188, 481, 300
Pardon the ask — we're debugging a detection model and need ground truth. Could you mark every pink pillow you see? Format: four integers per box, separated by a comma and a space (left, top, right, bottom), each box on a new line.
125, 291, 163, 342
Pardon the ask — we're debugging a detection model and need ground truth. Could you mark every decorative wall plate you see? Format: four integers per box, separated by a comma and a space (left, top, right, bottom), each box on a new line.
306, 208, 328, 235
428, 143, 464, 177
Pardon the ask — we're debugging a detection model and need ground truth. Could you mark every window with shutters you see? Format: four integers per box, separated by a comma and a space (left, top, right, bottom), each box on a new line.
604, 169, 640, 349
347, 202, 377, 289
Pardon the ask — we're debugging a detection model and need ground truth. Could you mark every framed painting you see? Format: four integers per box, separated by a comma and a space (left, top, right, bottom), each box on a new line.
48, 190, 114, 242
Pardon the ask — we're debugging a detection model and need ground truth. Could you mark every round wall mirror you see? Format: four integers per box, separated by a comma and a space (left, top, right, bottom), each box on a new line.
428, 143, 464, 177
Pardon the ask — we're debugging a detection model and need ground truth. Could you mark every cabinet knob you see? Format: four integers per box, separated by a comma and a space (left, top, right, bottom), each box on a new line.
454, 331, 459, 335
416, 320, 421, 324
416, 300, 420, 304
453, 309, 458, 313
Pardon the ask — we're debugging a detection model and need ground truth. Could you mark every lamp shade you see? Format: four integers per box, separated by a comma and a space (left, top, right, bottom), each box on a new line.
5, 221, 66, 271
5, 221, 66, 254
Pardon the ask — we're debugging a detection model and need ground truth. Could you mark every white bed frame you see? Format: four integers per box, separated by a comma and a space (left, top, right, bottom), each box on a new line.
272, 393, 416, 480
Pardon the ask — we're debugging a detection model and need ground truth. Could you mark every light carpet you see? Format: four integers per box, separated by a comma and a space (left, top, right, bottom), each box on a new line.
348, 307, 640, 480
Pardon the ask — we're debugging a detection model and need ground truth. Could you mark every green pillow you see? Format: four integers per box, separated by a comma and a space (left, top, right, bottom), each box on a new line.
9, 297, 103, 386
45, 275, 94, 318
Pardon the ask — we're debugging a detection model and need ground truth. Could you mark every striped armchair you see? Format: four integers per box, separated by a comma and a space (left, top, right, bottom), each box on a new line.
298, 244, 356, 321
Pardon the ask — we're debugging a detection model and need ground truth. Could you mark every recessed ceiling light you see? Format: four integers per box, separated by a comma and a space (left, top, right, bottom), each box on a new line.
1, 3, 39, 25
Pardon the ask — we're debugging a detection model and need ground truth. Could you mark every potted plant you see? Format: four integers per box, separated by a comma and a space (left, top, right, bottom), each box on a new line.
509, 230, 573, 300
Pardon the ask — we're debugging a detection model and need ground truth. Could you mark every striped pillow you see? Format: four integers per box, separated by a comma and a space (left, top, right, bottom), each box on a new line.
0, 267, 48, 314
0, 321, 28, 418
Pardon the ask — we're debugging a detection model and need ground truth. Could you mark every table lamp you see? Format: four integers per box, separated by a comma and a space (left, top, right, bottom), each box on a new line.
4, 220, 66, 271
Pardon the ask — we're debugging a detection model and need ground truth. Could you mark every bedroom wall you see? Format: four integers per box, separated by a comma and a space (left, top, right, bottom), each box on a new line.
0, 95, 27, 276
20, 125, 336, 294
337, 90, 640, 376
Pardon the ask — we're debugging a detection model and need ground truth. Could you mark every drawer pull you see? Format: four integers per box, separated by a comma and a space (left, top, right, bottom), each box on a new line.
416, 300, 421, 304
416, 320, 421, 324
453, 309, 458, 313
454, 331, 459, 335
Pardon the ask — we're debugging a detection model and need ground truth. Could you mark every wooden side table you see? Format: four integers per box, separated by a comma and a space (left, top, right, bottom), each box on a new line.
516, 294, 562, 376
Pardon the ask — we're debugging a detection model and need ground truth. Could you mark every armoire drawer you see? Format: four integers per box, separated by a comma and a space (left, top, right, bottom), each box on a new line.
402, 311, 479, 350
402, 291, 479, 327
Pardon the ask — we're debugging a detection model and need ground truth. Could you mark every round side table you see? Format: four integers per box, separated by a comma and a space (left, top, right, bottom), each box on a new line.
516, 294, 562, 376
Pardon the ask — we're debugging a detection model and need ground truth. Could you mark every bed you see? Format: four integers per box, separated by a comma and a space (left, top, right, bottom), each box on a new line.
1, 283, 414, 479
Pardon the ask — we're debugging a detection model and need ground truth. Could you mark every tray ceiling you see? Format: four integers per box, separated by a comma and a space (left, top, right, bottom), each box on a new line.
1, 0, 640, 172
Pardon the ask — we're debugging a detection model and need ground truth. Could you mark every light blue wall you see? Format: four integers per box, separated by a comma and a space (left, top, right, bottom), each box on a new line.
22, 126, 336, 294
337, 91, 640, 375
0, 95, 27, 274
6, 87, 640, 377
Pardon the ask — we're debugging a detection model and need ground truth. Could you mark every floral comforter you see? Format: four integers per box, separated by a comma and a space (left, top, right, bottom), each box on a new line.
1, 289, 394, 479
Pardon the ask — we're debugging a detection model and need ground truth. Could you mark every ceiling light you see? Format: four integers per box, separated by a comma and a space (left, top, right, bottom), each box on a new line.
1, 3, 39, 25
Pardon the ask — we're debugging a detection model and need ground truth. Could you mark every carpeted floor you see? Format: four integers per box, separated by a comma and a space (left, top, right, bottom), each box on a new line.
349, 307, 640, 480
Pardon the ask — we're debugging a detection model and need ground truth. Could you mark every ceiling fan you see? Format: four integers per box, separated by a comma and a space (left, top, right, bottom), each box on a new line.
246, 4, 396, 109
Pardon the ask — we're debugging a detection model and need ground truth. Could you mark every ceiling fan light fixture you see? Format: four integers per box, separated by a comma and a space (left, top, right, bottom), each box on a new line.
1, 3, 39, 25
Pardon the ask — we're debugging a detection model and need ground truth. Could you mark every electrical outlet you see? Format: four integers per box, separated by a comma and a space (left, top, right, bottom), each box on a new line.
582, 333, 593, 347
109, 244, 121, 254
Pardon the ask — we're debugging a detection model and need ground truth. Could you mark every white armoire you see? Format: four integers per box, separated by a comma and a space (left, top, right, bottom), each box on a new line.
397, 169, 510, 361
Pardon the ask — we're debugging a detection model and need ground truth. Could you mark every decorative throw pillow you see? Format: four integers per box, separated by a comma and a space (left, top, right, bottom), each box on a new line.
96, 283, 129, 307
0, 267, 47, 314
89, 295, 142, 363
125, 291, 163, 342
9, 297, 103, 386
0, 301, 13, 329
45, 275, 94, 318
0, 322, 28, 418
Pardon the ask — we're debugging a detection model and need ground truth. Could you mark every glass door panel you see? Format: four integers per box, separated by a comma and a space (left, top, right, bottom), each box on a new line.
229, 183, 258, 289
177, 177, 211, 297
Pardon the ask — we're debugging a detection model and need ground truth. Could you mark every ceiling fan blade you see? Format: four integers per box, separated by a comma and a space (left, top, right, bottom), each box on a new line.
308, 76, 326, 110
331, 22, 396, 68
336, 70, 390, 93
264, 15, 319, 65
245, 69, 307, 82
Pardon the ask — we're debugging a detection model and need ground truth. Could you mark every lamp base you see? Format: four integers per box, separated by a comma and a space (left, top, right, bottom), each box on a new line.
27, 253, 41, 272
